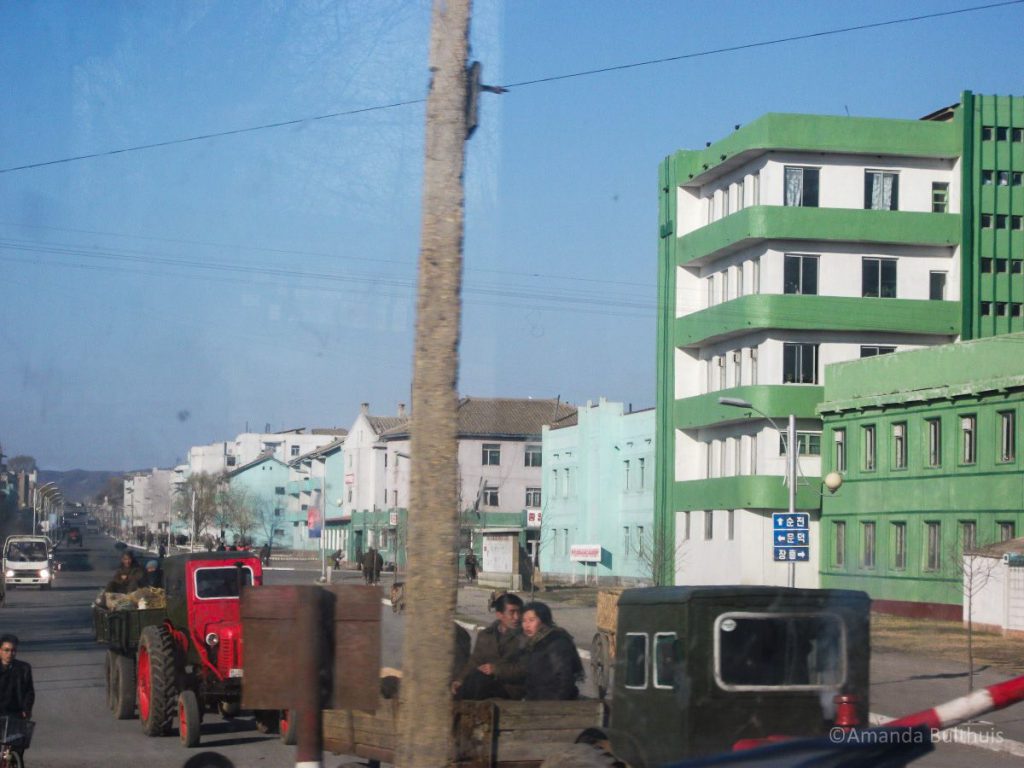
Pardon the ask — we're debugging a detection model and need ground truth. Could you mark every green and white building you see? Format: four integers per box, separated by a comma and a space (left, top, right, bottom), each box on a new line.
655, 92, 1023, 589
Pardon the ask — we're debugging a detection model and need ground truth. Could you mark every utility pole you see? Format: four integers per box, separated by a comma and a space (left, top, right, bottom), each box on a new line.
396, 1, 472, 766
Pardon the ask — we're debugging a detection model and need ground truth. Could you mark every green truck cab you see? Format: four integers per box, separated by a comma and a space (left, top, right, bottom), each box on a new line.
597, 586, 870, 767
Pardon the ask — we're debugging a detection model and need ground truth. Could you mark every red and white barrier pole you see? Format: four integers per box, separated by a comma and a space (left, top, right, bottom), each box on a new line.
887, 675, 1024, 731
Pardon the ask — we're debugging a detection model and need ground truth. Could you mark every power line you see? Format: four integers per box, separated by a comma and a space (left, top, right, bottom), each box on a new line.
501, 0, 1024, 88
1, 0, 1019, 175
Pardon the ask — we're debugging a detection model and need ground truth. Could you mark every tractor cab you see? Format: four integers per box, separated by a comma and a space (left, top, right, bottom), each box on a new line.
163, 552, 263, 680
606, 586, 870, 767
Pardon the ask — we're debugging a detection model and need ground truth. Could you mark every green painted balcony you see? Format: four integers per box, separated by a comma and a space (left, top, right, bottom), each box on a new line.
675, 206, 960, 266
675, 294, 960, 348
672, 476, 824, 512
671, 112, 958, 187
675, 386, 824, 430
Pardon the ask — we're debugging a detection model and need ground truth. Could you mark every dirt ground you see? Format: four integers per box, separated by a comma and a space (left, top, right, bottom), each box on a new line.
872, 613, 1024, 674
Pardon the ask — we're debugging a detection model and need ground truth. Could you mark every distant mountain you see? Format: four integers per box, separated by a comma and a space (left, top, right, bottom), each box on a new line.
38, 469, 124, 504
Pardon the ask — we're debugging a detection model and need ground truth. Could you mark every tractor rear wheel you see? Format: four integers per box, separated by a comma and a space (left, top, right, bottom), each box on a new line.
113, 654, 136, 719
105, 651, 118, 712
137, 625, 178, 736
178, 690, 201, 748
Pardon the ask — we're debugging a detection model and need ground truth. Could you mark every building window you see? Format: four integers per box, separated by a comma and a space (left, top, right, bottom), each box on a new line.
563, 529, 570, 556
525, 488, 541, 508
727, 510, 735, 541
482, 444, 501, 466
865, 171, 899, 210
927, 418, 942, 467
892, 522, 906, 570
925, 522, 941, 571
226, 455, 236, 467
779, 432, 821, 456
638, 457, 646, 489
482, 485, 499, 507
862, 258, 897, 298
1000, 522, 1016, 542
834, 521, 846, 568
834, 429, 846, 473
525, 445, 542, 467
564, 468, 572, 497
623, 526, 631, 557
623, 460, 631, 491
860, 345, 896, 358
782, 342, 818, 384
290, 445, 300, 457
275, 486, 285, 495
960, 415, 977, 465
274, 507, 283, 517
999, 411, 1016, 462
707, 275, 715, 307
929, 271, 947, 300
752, 257, 760, 294
893, 422, 907, 470
732, 350, 742, 387
961, 521, 977, 551
752, 171, 760, 205
931, 182, 949, 213
736, 179, 745, 211
863, 425, 876, 471
784, 166, 819, 207
750, 346, 758, 384
783, 254, 819, 295
704, 510, 714, 540
861, 522, 876, 568
637, 526, 646, 558
683, 511, 691, 541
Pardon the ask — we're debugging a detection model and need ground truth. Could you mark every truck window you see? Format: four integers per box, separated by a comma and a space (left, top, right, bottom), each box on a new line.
653, 632, 680, 689
194, 567, 254, 599
715, 612, 845, 690
6, 542, 47, 561
624, 633, 648, 689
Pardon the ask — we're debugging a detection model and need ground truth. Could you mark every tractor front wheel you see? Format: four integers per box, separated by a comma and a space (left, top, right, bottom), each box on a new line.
137, 625, 178, 736
178, 690, 201, 748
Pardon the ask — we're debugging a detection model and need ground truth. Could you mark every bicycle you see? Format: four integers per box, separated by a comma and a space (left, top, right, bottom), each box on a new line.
0, 716, 34, 768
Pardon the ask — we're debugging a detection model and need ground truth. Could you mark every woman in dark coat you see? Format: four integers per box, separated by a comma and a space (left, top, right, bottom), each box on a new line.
106, 551, 145, 593
520, 601, 584, 700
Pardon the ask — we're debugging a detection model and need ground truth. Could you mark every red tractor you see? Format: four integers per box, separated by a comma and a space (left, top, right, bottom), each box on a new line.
96, 551, 277, 746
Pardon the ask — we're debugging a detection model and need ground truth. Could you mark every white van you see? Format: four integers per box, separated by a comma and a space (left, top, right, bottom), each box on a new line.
3, 535, 55, 589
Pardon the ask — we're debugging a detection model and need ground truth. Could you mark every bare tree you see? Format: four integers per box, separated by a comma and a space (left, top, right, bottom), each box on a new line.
635, 526, 686, 587
955, 537, 1001, 692
172, 472, 220, 547
218, 484, 255, 545
253, 494, 282, 554
396, 1, 472, 765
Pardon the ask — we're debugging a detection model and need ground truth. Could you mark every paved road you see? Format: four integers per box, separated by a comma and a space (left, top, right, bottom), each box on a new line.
7, 533, 1024, 767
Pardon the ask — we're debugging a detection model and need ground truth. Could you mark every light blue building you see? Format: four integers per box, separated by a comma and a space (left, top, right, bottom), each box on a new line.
289, 438, 346, 554
226, 452, 291, 549
541, 399, 655, 585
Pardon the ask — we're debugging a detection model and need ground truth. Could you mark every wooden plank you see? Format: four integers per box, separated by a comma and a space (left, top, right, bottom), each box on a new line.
494, 700, 606, 731
495, 735, 585, 762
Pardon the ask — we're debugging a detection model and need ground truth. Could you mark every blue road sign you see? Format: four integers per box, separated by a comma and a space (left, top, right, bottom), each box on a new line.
772, 513, 810, 563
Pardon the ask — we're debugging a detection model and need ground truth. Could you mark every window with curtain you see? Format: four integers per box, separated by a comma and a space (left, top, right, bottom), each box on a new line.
784, 166, 819, 207
862, 257, 897, 298
784, 254, 819, 295
865, 171, 899, 210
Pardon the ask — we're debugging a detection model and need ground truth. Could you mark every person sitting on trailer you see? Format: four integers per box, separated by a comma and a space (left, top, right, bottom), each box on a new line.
141, 559, 163, 589
106, 551, 145, 594
520, 601, 584, 701
452, 592, 526, 700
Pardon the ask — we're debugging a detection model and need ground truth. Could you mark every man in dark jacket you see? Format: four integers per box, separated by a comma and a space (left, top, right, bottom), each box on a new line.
452, 592, 526, 700
0, 635, 33, 719
106, 552, 145, 594
520, 601, 584, 700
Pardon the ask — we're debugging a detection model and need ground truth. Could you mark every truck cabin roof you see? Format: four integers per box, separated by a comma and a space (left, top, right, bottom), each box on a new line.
617, 585, 870, 610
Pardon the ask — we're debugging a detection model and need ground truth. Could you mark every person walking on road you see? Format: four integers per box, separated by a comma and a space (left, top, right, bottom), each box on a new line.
464, 551, 479, 583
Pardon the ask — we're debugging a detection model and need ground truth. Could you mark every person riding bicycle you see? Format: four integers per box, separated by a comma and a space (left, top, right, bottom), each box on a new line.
0, 634, 34, 766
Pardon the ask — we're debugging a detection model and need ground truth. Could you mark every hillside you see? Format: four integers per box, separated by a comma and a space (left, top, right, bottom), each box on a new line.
38, 469, 123, 504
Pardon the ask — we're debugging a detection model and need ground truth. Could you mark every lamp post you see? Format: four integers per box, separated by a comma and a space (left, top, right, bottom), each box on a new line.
718, 396, 798, 588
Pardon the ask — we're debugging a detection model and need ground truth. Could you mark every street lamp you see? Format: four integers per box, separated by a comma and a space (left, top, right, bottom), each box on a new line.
718, 396, 798, 587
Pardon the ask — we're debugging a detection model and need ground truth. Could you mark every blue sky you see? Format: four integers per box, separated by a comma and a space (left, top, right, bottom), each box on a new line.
1, 0, 1022, 471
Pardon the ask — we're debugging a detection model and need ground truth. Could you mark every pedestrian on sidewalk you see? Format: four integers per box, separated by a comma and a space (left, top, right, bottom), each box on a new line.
464, 551, 479, 583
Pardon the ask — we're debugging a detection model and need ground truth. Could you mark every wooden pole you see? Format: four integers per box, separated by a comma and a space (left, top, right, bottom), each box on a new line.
396, 0, 472, 765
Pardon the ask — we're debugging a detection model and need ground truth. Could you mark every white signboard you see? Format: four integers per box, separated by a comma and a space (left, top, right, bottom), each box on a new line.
570, 544, 602, 563
526, 510, 542, 528
483, 534, 514, 573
